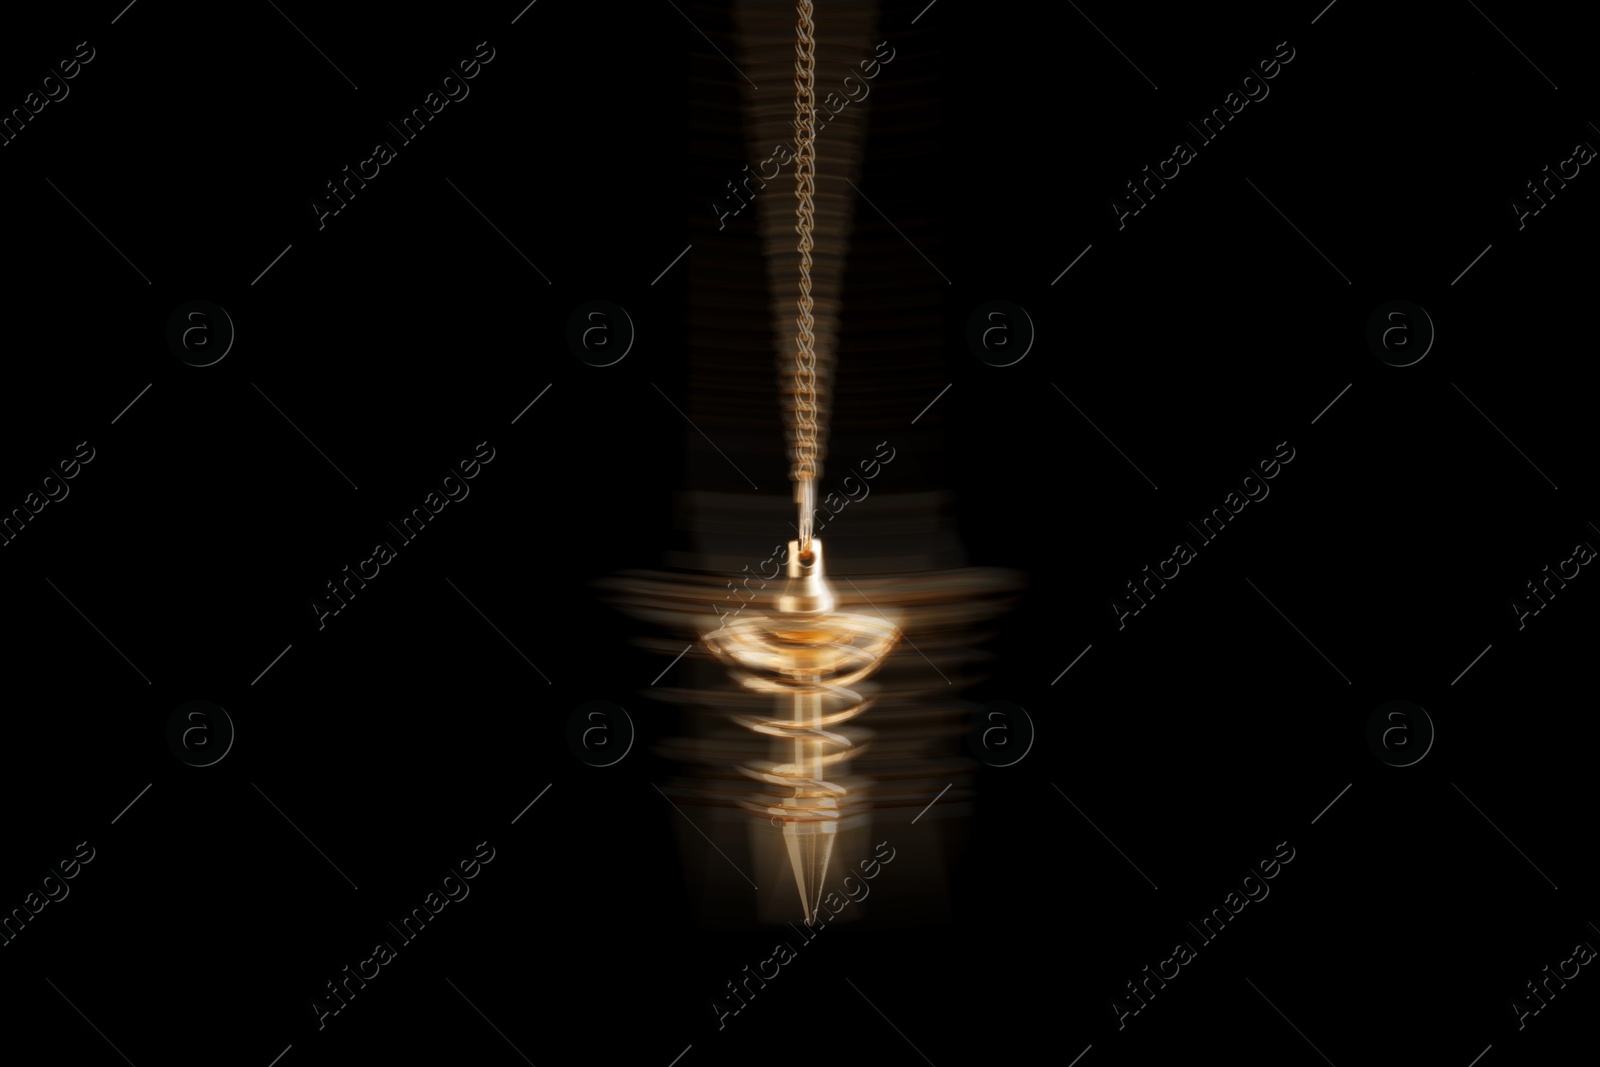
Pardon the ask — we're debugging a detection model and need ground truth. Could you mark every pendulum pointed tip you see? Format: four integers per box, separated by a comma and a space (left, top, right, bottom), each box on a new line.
783, 822, 836, 925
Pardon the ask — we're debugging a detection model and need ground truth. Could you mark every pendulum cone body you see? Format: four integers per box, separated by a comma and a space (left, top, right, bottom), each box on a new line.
784, 821, 836, 925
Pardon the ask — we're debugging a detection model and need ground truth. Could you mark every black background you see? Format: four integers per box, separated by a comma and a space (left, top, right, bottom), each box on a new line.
1, 2, 1595, 1065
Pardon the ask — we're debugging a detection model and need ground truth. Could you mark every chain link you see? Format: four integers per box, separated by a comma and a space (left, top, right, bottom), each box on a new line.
792, 0, 819, 553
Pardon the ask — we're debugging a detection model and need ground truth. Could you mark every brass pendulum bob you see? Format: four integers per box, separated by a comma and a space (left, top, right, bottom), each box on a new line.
703, 539, 898, 923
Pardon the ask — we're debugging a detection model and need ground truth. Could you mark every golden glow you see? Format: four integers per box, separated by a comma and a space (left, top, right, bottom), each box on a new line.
702, 539, 898, 923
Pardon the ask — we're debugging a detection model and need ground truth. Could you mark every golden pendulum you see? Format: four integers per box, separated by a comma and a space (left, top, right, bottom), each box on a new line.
701, 0, 899, 925
702, 535, 898, 923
